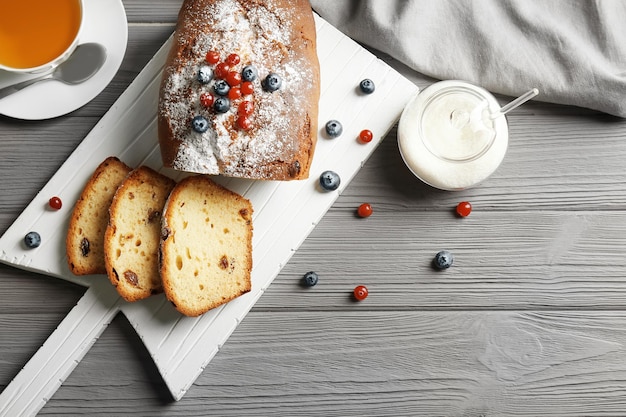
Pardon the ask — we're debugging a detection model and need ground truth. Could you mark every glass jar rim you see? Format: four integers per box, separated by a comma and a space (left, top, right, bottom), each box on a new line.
419, 84, 498, 163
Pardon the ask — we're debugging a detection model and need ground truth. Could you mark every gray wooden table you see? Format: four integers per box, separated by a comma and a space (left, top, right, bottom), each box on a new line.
2, 1, 626, 416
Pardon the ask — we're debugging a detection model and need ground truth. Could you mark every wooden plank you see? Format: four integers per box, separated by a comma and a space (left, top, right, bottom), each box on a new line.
123, 0, 183, 23
3, 101, 625, 231
0, 266, 83, 315
0, 280, 121, 417
27, 310, 626, 416
1, 0, 626, 415
266, 209, 626, 310
344, 114, 626, 212
3, 209, 626, 312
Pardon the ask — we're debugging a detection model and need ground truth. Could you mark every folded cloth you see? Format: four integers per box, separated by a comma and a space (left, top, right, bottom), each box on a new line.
311, 0, 626, 117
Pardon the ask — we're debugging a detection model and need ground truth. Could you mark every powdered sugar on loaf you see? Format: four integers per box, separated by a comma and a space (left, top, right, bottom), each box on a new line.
158, 0, 319, 180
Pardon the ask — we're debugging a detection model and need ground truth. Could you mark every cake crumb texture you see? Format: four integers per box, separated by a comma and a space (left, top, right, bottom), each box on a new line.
160, 175, 253, 316
66, 156, 132, 275
104, 166, 177, 302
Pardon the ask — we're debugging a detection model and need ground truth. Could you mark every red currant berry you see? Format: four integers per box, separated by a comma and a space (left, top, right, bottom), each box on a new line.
237, 116, 252, 131
215, 62, 230, 79
205, 51, 220, 65
353, 285, 368, 301
456, 201, 472, 217
359, 129, 373, 143
241, 81, 254, 95
225, 53, 240, 66
238, 100, 254, 116
226, 71, 242, 86
357, 203, 373, 218
200, 92, 215, 108
48, 196, 62, 210
228, 87, 242, 100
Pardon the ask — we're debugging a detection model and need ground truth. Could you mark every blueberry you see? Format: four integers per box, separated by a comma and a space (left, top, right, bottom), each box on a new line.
262, 73, 282, 92
197, 65, 213, 84
433, 250, 454, 270
213, 79, 230, 96
302, 271, 319, 287
24, 231, 41, 248
213, 97, 231, 113
319, 170, 340, 191
192, 115, 209, 133
241, 65, 258, 82
359, 78, 375, 94
325, 120, 343, 138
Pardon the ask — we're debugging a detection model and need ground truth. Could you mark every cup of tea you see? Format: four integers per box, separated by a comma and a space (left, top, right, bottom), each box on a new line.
0, 0, 84, 73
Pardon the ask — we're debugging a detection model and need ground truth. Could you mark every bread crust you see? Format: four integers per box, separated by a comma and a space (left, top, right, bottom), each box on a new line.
160, 175, 253, 316
158, 0, 320, 180
66, 156, 132, 275
104, 166, 176, 302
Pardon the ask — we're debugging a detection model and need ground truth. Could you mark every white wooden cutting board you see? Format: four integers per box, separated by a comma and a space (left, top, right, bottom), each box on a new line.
0, 14, 419, 416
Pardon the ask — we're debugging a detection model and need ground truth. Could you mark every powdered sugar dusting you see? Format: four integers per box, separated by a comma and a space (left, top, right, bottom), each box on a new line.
158, 0, 317, 179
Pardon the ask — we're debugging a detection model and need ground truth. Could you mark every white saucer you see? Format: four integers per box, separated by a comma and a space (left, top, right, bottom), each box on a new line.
0, 0, 127, 120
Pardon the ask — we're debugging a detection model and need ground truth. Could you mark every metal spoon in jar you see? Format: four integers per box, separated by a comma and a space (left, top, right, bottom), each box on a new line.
0, 43, 107, 100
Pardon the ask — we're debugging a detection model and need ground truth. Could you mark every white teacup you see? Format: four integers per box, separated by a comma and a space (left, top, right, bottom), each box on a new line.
0, 0, 84, 74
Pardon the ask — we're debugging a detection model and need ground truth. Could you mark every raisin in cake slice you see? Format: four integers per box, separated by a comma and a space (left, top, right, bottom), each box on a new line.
160, 175, 253, 317
66, 157, 132, 275
104, 166, 176, 302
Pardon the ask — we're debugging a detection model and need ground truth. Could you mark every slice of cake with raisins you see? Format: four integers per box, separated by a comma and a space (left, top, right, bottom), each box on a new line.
158, 0, 320, 180
160, 175, 253, 317
66, 156, 132, 275
104, 166, 176, 302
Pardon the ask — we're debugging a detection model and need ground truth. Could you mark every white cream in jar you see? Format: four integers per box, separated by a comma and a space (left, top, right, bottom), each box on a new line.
398, 80, 508, 191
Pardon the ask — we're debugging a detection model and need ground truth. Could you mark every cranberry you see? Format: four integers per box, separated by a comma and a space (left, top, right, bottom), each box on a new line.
226, 71, 242, 87
48, 196, 62, 210
215, 62, 230, 79
241, 81, 254, 95
228, 87, 242, 100
357, 203, 372, 218
237, 116, 252, 131
225, 53, 240, 66
353, 285, 368, 301
456, 201, 472, 217
359, 129, 373, 143
200, 92, 215, 108
238, 100, 254, 116
205, 51, 220, 65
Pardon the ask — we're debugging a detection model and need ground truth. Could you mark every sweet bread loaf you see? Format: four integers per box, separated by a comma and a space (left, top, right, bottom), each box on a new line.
158, 0, 320, 180
160, 175, 253, 316
104, 166, 176, 302
66, 157, 132, 275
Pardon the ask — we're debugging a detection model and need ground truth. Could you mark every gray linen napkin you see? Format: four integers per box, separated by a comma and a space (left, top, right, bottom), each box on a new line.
311, 0, 626, 117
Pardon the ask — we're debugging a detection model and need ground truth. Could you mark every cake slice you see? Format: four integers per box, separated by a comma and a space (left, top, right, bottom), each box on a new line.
66, 156, 132, 275
104, 166, 176, 302
160, 175, 253, 316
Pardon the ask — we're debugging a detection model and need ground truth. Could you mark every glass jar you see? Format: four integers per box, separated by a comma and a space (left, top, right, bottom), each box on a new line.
398, 80, 508, 191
